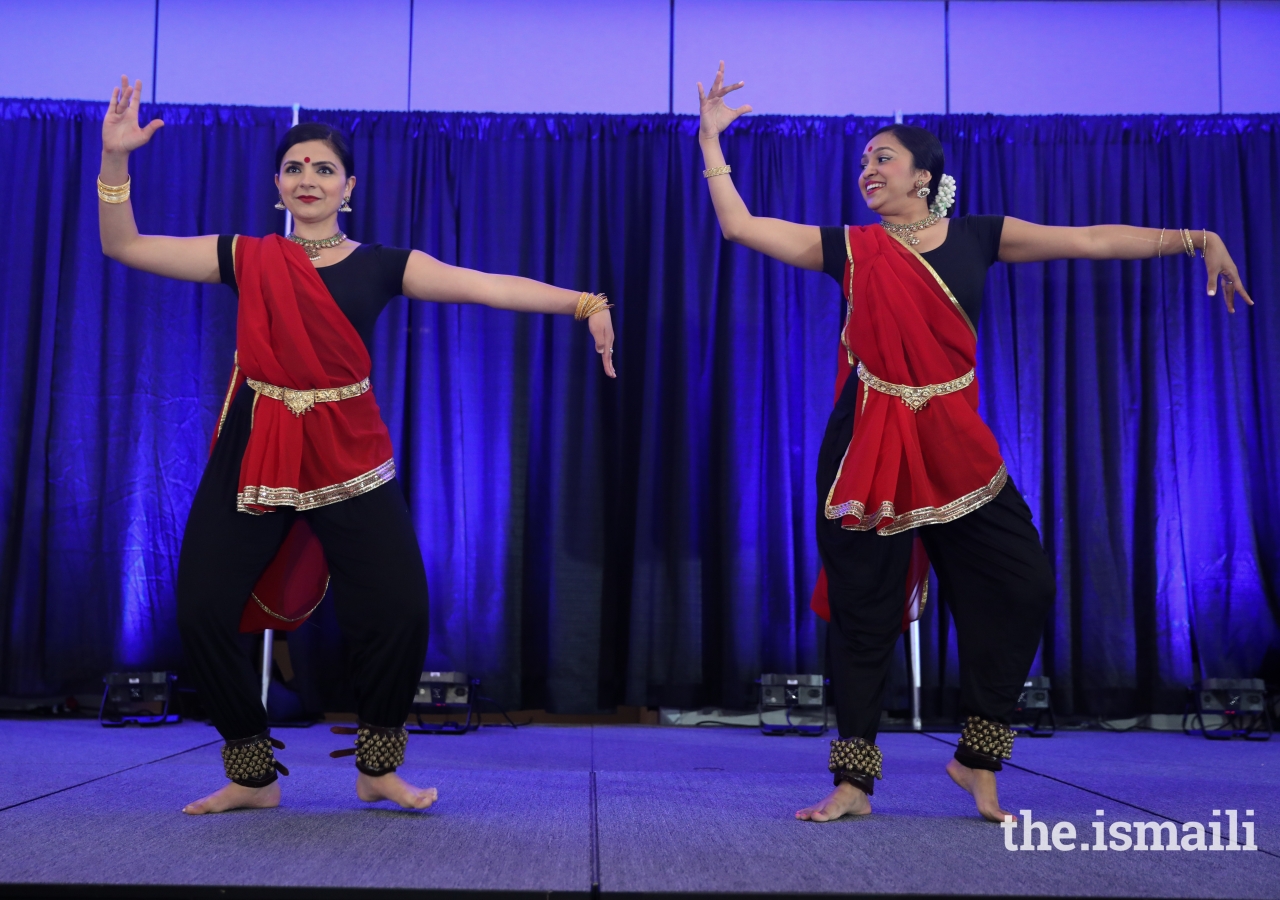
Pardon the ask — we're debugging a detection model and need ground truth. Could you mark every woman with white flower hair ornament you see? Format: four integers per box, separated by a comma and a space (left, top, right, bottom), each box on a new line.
696, 61, 1252, 825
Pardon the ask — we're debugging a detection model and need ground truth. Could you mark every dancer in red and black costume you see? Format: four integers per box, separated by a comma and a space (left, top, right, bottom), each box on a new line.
696, 62, 1252, 822
98, 77, 616, 815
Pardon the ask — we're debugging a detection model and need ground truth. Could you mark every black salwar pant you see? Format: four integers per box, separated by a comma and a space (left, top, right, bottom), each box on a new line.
816, 399, 1055, 747
176, 386, 429, 742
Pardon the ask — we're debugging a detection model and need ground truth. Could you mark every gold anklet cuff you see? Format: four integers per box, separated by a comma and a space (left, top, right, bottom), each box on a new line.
222, 731, 288, 787
330, 723, 408, 776
955, 715, 1014, 772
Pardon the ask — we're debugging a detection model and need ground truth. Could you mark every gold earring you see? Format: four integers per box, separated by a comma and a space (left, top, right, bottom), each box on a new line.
338, 196, 353, 213
274, 197, 286, 210
915, 181, 929, 199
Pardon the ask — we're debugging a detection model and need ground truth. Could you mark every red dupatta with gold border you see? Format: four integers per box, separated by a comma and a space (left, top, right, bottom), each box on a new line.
210, 234, 397, 632
811, 224, 1007, 628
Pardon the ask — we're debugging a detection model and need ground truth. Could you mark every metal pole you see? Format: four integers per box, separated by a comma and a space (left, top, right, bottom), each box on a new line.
910, 620, 922, 731
261, 102, 302, 716
260, 633, 274, 710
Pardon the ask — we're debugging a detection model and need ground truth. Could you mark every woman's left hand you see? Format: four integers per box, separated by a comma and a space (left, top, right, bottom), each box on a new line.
588, 309, 616, 378
1205, 232, 1254, 313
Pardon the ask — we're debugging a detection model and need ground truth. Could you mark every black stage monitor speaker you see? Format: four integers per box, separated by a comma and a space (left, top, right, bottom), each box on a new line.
409, 671, 478, 734
1012, 676, 1054, 736
100, 671, 179, 726
758, 674, 829, 736
1185, 678, 1271, 741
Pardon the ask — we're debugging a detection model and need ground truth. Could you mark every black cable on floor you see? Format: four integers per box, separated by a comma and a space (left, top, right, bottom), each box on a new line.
0, 737, 222, 814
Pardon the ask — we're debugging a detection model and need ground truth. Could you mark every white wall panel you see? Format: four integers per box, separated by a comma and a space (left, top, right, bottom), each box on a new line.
1222, 1, 1280, 113
951, 1, 1219, 114
411, 0, 669, 113
155, 0, 410, 109
0, 0, 154, 102
673, 0, 946, 116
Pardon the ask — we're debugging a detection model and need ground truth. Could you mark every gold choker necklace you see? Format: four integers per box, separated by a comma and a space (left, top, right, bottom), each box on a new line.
879, 214, 939, 246
288, 231, 347, 260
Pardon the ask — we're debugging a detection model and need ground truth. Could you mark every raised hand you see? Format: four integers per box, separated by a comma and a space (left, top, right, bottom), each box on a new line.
102, 75, 164, 156
697, 61, 752, 141
1204, 232, 1253, 314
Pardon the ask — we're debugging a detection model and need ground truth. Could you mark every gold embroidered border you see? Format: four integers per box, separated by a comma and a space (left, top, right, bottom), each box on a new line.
215, 352, 240, 442
825, 463, 1008, 536
246, 376, 371, 417
841, 226, 856, 366
250, 577, 331, 624
857, 363, 975, 413
237, 458, 397, 514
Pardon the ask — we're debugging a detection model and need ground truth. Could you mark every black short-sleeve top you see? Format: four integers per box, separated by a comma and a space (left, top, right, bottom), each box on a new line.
818, 215, 1004, 330
217, 236, 412, 355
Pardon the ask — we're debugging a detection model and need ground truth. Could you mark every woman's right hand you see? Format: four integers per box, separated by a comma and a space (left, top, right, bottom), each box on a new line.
697, 61, 752, 142
102, 75, 164, 156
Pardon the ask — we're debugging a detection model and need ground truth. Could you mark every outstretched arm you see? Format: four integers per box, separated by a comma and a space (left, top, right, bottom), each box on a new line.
698, 62, 823, 271
401, 250, 616, 378
999, 218, 1254, 313
99, 76, 220, 283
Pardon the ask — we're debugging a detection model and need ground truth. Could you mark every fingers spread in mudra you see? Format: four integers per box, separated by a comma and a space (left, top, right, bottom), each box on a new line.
698, 61, 752, 135
105, 75, 163, 150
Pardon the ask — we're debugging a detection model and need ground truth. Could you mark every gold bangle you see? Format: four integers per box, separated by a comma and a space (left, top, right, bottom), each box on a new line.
579, 302, 613, 321
97, 174, 130, 191
1179, 228, 1193, 257
574, 292, 613, 322
1201, 229, 1209, 258
574, 292, 600, 321
1157, 227, 1165, 258
579, 299, 613, 320
702, 165, 732, 179
97, 174, 131, 204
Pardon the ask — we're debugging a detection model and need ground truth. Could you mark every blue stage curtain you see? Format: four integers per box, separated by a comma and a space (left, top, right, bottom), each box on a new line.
1, 100, 1276, 716
0, 100, 290, 695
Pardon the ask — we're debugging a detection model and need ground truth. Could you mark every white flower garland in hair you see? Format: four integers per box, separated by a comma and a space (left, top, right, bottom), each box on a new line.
930, 173, 957, 216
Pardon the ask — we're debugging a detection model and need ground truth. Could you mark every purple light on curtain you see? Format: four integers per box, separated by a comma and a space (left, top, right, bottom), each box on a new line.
1, 101, 1276, 718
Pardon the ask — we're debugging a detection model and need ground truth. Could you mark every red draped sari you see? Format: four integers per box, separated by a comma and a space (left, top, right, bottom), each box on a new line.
811, 224, 1007, 628
210, 235, 397, 632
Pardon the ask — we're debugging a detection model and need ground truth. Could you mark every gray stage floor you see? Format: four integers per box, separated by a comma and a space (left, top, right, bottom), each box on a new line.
0, 719, 1277, 897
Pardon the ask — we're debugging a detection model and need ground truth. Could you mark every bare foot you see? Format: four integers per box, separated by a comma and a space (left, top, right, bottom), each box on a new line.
946, 757, 1015, 822
356, 771, 438, 810
795, 781, 872, 822
182, 780, 280, 815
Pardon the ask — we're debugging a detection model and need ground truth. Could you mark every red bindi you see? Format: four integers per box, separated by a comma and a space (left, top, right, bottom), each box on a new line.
303, 156, 310, 163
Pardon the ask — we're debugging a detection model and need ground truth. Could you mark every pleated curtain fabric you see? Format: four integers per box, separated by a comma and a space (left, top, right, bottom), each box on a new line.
0, 100, 1276, 717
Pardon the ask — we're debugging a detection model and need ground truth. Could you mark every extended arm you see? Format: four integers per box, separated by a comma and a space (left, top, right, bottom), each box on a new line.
999, 218, 1254, 313
99, 76, 220, 283
401, 250, 616, 377
697, 62, 823, 271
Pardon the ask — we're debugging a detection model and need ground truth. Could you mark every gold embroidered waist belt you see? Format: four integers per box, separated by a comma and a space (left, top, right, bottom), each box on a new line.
246, 376, 371, 417
857, 363, 975, 413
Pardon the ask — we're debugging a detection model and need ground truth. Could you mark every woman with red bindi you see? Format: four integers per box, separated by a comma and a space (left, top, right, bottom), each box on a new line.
98, 76, 616, 815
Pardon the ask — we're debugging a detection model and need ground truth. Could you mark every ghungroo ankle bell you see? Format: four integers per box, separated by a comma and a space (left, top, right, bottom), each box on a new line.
955, 715, 1015, 771
330, 723, 408, 776
221, 731, 289, 787
828, 736, 883, 795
